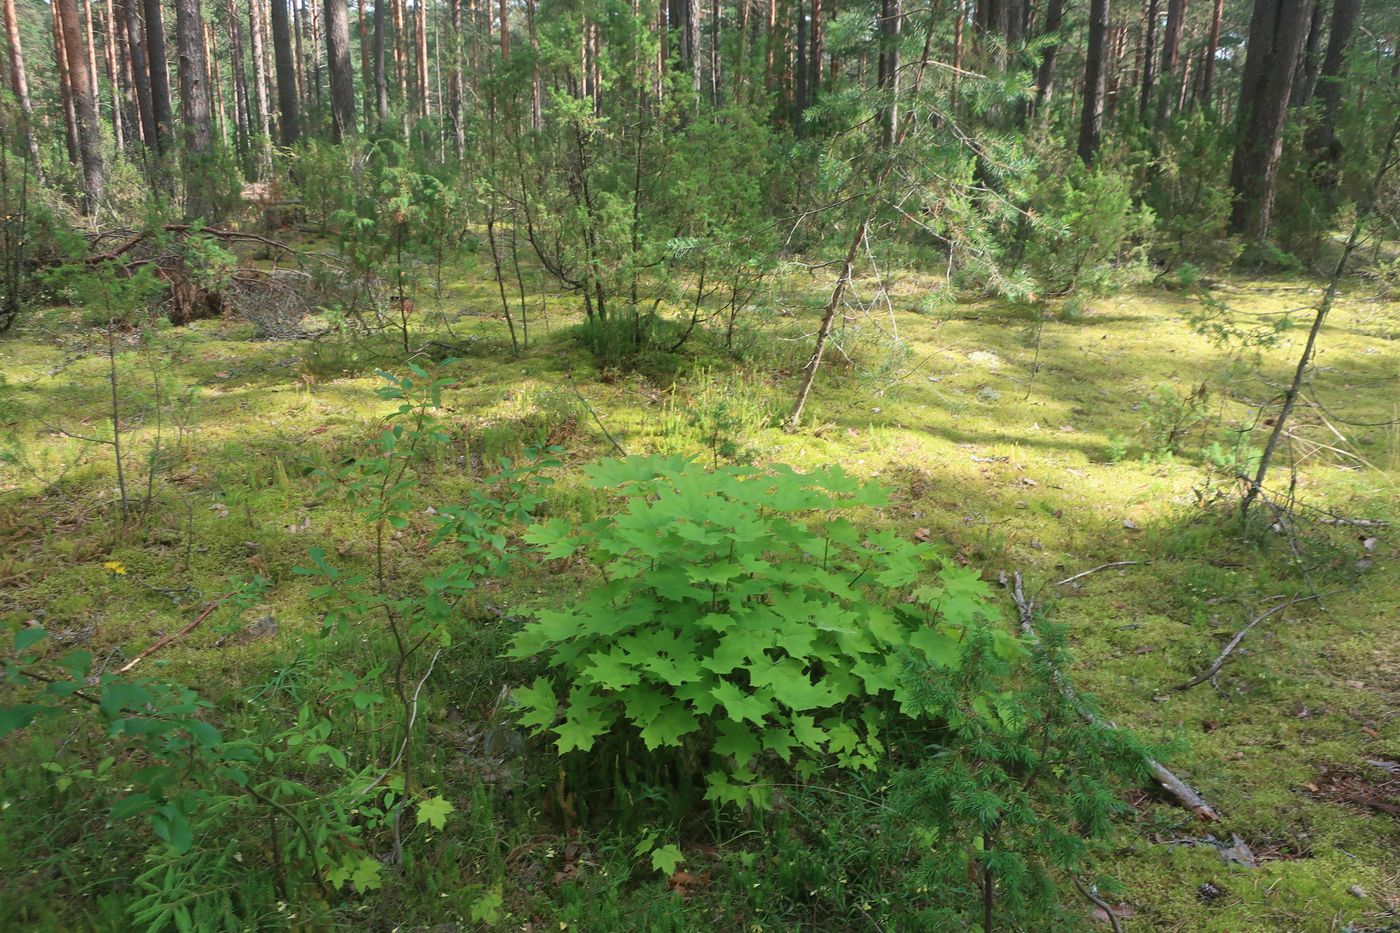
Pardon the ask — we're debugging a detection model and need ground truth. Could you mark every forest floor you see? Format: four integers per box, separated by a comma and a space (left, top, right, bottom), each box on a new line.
1, 255, 1398, 931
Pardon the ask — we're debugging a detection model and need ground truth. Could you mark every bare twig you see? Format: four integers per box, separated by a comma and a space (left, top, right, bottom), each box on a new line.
1054, 561, 1143, 587
567, 378, 627, 455
1010, 571, 1219, 821
1074, 879, 1123, 933
1173, 593, 1324, 691
114, 592, 237, 675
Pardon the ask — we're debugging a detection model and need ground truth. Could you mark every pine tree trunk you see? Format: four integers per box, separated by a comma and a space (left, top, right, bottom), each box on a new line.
175, 0, 214, 215
102, 0, 126, 149
271, 0, 301, 142
1031, 0, 1064, 117
2, 0, 43, 169
1305, 0, 1358, 168
358, 0, 370, 129
876, 0, 900, 146
373, 0, 389, 124
208, 23, 228, 144
448, 0, 465, 152
1077, 0, 1109, 164
227, 0, 251, 157
121, 0, 157, 149
247, 0, 273, 167
1227, 0, 1315, 240
1290, 1, 1323, 109
1198, 0, 1222, 105
53, 0, 82, 164
498, 0, 508, 57
1154, 0, 1184, 124
57, 0, 106, 210
144, 0, 174, 152
416, 0, 428, 114
324, 0, 356, 138
1138, 0, 1157, 121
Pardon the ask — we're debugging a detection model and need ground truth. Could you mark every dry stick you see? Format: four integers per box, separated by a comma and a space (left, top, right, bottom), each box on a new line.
1074, 878, 1124, 933
115, 592, 235, 674
567, 378, 627, 455
1173, 593, 1323, 691
1054, 561, 1142, 587
1011, 571, 1220, 821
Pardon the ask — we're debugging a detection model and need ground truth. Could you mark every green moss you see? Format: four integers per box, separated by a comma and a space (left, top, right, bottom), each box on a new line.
1, 261, 1397, 930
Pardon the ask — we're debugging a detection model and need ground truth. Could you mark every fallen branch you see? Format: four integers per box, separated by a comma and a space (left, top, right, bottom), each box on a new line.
1173, 593, 1323, 692
114, 592, 236, 675
1054, 561, 1143, 587
1010, 571, 1219, 821
1074, 878, 1124, 933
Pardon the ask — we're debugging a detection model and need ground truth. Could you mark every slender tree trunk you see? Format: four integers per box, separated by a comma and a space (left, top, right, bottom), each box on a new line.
952, 0, 963, 107
115, 0, 143, 146
374, 0, 389, 124
1138, 0, 1158, 121
876, 0, 900, 147
228, 0, 251, 155
357, 0, 370, 130
208, 23, 229, 144
175, 0, 214, 216
102, 0, 126, 148
498, 0, 508, 57
1290, 0, 1323, 109
54, 1, 82, 164
57, 0, 106, 210
81, 0, 101, 117
1031, 0, 1064, 117
788, 218, 866, 429
448, 0, 464, 152
2, 0, 43, 170
528, 0, 540, 126
1243, 116, 1399, 515
144, 0, 174, 153
271, 0, 301, 142
1154, 0, 1185, 124
1228, 0, 1315, 240
1077, 0, 1109, 164
122, 0, 157, 149
324, 0, 356, 139
1198, 0, 1222, 105
247, 0, 273, 168
291, 0, 305, 105
1305, 0, 1359, 168
416, 0, 428, 114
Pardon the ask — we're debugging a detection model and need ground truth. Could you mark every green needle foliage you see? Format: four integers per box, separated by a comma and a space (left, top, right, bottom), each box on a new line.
507, 454, 1017, 807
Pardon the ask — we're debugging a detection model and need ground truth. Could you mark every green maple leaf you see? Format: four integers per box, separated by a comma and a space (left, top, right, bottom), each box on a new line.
581, 648, 642, 691
638, 702, 700, 748
350, 856, 383, 893
710, 679, 770, 726
909, 627, 963, 669
748, 657, 839, 711
713, 719, 761, 768
416, 795, 455, 831
509, 677, 558, 732
650, 844, 685, 876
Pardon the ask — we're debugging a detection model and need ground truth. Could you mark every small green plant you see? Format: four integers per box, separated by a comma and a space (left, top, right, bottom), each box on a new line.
507, 455, 1013, 808
890, 615, 1152, 931
1142, 382, 1210, 458
659, 369, 774, 467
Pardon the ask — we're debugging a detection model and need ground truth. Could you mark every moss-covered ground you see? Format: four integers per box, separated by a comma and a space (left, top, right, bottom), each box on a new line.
1, 256, 1396, 930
